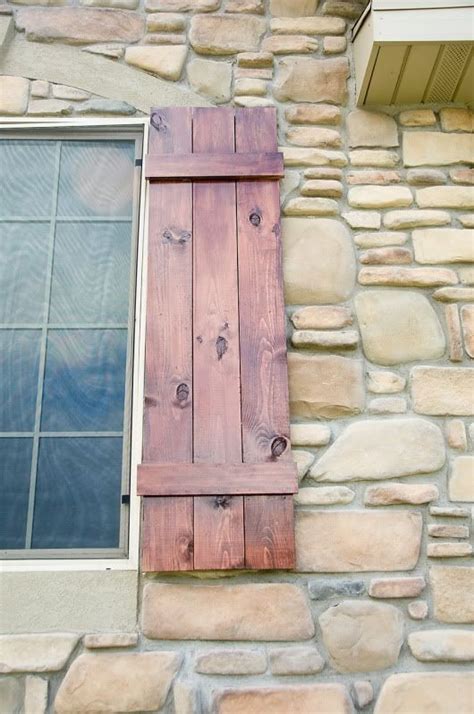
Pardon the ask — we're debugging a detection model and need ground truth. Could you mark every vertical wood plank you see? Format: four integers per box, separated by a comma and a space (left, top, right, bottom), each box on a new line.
192, 107, 244, 570
236, 107, 295, 570
142, 107, 194, 572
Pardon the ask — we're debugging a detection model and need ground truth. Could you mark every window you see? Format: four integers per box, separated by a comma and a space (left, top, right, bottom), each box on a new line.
0, 127, 143, 559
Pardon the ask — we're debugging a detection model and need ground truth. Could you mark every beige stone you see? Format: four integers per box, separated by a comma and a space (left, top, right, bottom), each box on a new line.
0, 634, 79, 673
269, 646, 324, 675
215, 685, 352, 714
83, 633, 138, 648
347, 109, 398, 148
195, 649, 266, 675
288, 353, 364, 418
295, 486, 355, 506
0, 678, 22, 714
449, 456, 474, 502
187, 58, 231, 103
287, 126, 341, 148
286, 103, 341, 125
407, 168, 447, 185
282, 146, 347, 167
189, 15, 265, 54
430, 506, 470, 517
270, 16, 346, 34
173, 682, 199, 714
296, 510, 422, 572
30, 79, 50, 98
460, 214, 474, 227
311, 418, 445, 482
428, 524, 469, 538
125, 45, 187, 80
25, 676, 48, 714
274, 57, 349, 104
384, 209, 450, 229
15, 7, 144, 43
291, 329, 358, 349
28, 99, 71, 116
234, 78, 267, 96
368, 397, 407, 414
235, 67, 273, 80
431, 566, 474, 623
459, 266, 474, 284
55, 652, 180, 713
262, 35, 319, 54
411, 367, 474, 416
445, 304, 463, 361
417, 186, 474, 210
143, 32, 187, 44
399, 109, 436, 126
348, 186, 412, 209
142, 583, 315, 640
280, 170, 300, 202
145, 0, 219, 9
291, 306, 352, 330
408, 601, 429, 620
284, 197, 338, 216
51, 84, 90, 100
237, 51, 273, 67
413, 228, 474, 264
440, 107, 474, 132
282, 218, 355, 303
146, 12, 185, 30
355, 290, 445, 365
447, 420, 467, 450
355, 231, 408, 248
302, 177, 342, 197
290, 423, 331, 447
348, 170, 401, 185
305, 167, 344, 179
368, 576, 425, 598
433, 287, 474, 302
403, 131, 474, 166
323, 36, 347, 54
409, 630, 474, 662
428, 542, 473, 557
226, 0, 263, 12
82, 0, 139, 8
322, 0, 365, 18
367, 370, 406, 394
0, 76, 29, 115
451, 168, 474, 185
270, 0, 318, 15
365, 483, 439, 506
292, 449, 315, 481
374, 673, 474, 714
82, 43, 125, 58
343, 211, 381, 229
352, 681, 374, 709
233, 96, 274, 107
359, 247, 412, 265
461, 305, 474, 358
358, 267, 457, 287
319, 600, 404, 672
350, 149, 399, 168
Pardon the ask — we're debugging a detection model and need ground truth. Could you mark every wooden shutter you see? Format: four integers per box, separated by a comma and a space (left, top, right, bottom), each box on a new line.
138, 106, 297, 572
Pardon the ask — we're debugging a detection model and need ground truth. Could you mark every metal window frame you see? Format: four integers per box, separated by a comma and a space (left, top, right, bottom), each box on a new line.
0, 118, 149, 571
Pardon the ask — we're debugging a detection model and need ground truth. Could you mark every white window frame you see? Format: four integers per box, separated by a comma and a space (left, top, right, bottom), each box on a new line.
0, 117, 149, 572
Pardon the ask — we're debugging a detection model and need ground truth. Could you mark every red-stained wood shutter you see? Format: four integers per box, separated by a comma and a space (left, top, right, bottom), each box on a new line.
138, 106, 297, 572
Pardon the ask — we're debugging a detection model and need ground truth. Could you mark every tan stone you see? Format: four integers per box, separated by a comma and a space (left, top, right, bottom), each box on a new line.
15, 7, 144, 43
235, 69, 272, 81
237, 51, 273, 67
343, 211, 381, 229
409, 630, 474, 663
82, 0, 139, 8
321, 0, 365, 18
187, 58, 231, 103
226, 0, 263, 12
145, 0, 219, 9
428, 524, 469, 538
269, 646, 324, 675
417, 186, 474, 209
433, 287, 474, 302
262, 35, 319, 54
368, 576, 425, 598
355, 231, 408, 248
234, 77, 267, 96
273, 57, 349, 103
347, 109, 398, 148
428, 542, 473, 557
282, 218, 355, 303
296, 510, 422, 572
399, 109, 436, 126
82, 42, 125, 58
189, 15, 265, 54
83, 633, 138, 648
295, 486, 355, 506
367, 370, 406, 394
146, 12, 185, 30
451, 168, 474, 184
350, 150, 399, 168
270, 0, 318, 16
291, 306, 351, 330
460, 214, 474, 228
359, 247, 412, 264
323, 36, 347, 54
290, 423, 331, 447
55, 652, 180, 713
31, 79, 50, 97
0, 678, 22, 714
282, 146, 347, 167
284, 196, 338, 216
440, 107, 474, 132
408, 601, 429, 620
348, 186, 412, 209
302, 178, 343, 197
445, 304, 463, 362
407, 168, 447, 185
449, 456, 474, 502
292, 449, 315, 481
311, 418, 445, 482
384, 209, 450, 229
348, 170, 401, 185
374, 673, 474, 714
411, 367, 474, 416
195, 649, 266, 675
125, 45, 187, 80
431, 566, 474, 623
287, 126, 341, 148
0, 634, 79, 673
365, 483, 439, 506
461, 305, 474, 358
403, 132, 474, 166
285, 103, 341, 125
0, 76, 29, 115
430, 506, 470, 517
142, 31, 187, 43
25, 676, 48, 714
271, 16, 346, 34
368, 397, 407, 414
304, 167, 343, 179
319, 600, 404, 672
359, 267, 457, 287
355, 290, 445, 365
459, 266, 474, 284
446, 420, 467, 450
413, 228, 474, 264
292, 329, 358, 350
288, 353, 364, 418
142, 583, 315, 640
28, 99, 71, 116
215, 685, 352, 714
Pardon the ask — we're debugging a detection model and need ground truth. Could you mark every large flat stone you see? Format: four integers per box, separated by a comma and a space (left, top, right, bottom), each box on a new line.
189, 15, 265, 54
15, 7, 144, 43
449, 456, 474, 502
274, 57, 349, 103
374, 673, 474, 714
413, 228, 474, 263
125, 45, 187, 80
55, 652, 181, 713
0, 76, 29, 115
411, 367, 474, 416
311, 418, 445, 482
215, 685, 353, 714
355, 290, 445, 365
431, 566, 474, 623
319, 600, 404, 672
0, 634, 79, 673
347, 109, 398, 148
408, 630, 474, 662
403, 131, 474, 166
296, 510, 422, 572
288, 353, 364, 418
141, 583, 315, 640
187, 58, 232, 103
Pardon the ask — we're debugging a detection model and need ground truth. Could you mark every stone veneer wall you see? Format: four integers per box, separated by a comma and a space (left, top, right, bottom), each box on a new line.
0, 0, 473, 712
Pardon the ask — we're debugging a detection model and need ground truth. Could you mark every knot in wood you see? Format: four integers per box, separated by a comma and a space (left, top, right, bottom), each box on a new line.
176, 383, 189, 403
271, 436, 288, 458
151, 112, 168, 132
214, 496, 230, 509
216, 336, 228, 360
249, 210, 262, 227
162, 226, 191, 245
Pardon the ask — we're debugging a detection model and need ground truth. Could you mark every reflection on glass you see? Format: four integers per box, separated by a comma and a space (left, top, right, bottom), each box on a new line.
0, 140, 57, 217
41, 330, 127, 432
33, 437, 122, 548
0, 223, 49, 323
0, 439, 32, 549
50, 222, 131, 324
0, 331, 41, 431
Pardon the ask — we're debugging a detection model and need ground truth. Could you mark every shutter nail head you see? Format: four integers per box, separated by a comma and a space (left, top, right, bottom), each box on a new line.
249, 210, 261, 227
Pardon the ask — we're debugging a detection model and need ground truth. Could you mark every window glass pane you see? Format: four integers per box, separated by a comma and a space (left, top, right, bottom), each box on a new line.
32, 437, 122, 548
0, 140, 56, 217
57, 141, 135, 218
0, 223, 49, 323
41, 330, 128, 432
0, 330, 41, 431
49, 222, 132, 324
0, 438, 32, 549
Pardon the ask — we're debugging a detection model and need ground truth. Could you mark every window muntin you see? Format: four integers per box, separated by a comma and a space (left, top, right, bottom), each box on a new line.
0, 131, 141, 558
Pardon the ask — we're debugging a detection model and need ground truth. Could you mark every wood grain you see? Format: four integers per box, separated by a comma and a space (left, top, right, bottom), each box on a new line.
145, 152, 284, 181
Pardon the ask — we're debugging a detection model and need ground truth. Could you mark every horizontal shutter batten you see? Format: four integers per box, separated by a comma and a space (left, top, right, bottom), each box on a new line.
145, 152, 284, 181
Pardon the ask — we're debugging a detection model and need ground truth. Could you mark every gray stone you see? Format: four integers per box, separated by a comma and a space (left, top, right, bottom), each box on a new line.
24, 677, 48, 714
309, 580, 366, 600
0, 678, 22, 714
74, 99, 136, 114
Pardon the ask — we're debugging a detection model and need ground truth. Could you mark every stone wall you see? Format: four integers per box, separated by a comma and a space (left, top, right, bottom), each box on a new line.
0, 0, 473, 712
